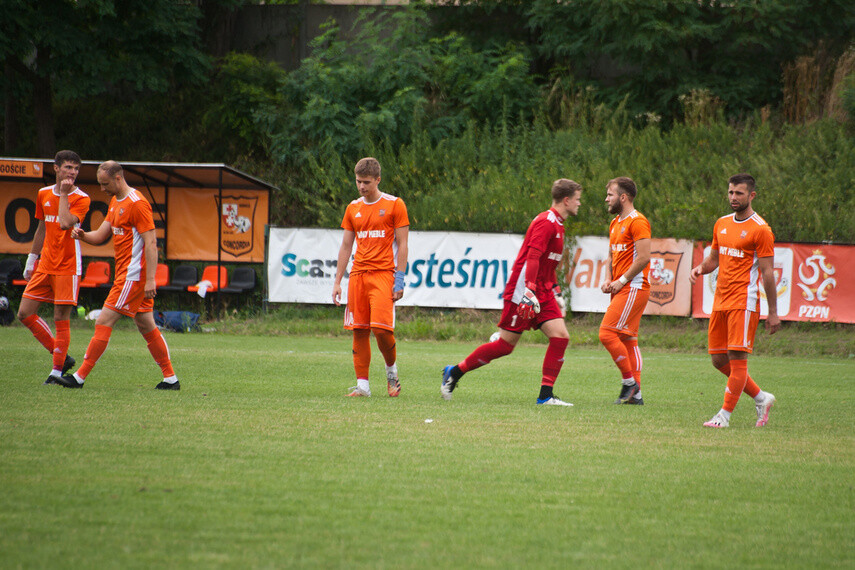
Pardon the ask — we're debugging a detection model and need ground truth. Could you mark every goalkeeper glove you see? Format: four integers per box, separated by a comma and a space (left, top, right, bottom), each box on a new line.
553, 284, 566, 317
517, 284, 540, 319
393, 270, 406, 294
24, 253, 39, 280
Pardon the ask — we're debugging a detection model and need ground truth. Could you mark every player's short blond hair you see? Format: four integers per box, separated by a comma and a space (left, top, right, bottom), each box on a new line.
552, 179, 582, 201
354, 157, 381, 178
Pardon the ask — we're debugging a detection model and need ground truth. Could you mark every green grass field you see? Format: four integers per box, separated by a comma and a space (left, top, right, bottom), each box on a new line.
1, 324, 853, 569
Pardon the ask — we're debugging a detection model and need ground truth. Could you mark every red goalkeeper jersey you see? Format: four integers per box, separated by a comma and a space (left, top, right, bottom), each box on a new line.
503, 208, 565, 304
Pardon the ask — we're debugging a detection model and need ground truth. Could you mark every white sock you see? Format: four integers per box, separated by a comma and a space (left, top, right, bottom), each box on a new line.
73, 373, 84, 384
385, 363, 398, 378
754, 390, 767, 404
719, 409, 732, 420
162, 375, 178, 384
622, 376, 636, 386
357, 378, 370, 394
633, 390, 642, 399
50, 369, 62, 378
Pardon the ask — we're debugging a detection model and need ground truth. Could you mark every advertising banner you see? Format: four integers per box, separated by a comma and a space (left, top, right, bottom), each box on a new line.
267, 228, 523, 308
567, 236, 694, 316
167, 188, 268, 262
692, 242, 855, 323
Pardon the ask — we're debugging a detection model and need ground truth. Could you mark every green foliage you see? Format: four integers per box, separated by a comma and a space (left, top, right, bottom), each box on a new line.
264, 6, 537, 165
526, 0, 855, 120
201, 53, 287, 158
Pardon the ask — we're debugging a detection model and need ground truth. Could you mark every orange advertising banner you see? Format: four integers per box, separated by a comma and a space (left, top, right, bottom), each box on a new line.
0, 159, 44, 178
568, 236, 694, 316
167, 188, 268, 262
692, 242, 855, 323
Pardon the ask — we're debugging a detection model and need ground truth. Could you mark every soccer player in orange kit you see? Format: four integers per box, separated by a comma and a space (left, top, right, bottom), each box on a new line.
332, 158, 409, 397
56, 161, 178, 390
17, 150, 90, 385
599, 177, 651, 405
690, 173, 780, 428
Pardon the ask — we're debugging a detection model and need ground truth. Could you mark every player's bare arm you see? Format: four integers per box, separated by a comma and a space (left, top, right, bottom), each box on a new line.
605, 237, 650, 294
690, 249, 719, 283
758, 255, 781, 335
600, 250, 613, 293
392, 225, 409, 301
142, 229, 158, 299
24, 221, 47, 281
332, 230, 356, 306
57, 177, 79, 230
72, 219, 112, 245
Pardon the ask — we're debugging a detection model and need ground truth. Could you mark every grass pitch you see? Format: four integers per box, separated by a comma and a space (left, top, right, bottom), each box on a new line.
1, 326, 853, 569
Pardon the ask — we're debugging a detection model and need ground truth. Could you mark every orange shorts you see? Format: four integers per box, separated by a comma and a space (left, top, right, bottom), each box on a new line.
708, 309, 759, 354
104, 279, 153, 317
600, 286, 650, 336
22, 272, 80, 305
344, 270, 395, 331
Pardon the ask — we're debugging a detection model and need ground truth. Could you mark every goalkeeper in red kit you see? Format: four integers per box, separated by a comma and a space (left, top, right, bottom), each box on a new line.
441, 179, 583, 405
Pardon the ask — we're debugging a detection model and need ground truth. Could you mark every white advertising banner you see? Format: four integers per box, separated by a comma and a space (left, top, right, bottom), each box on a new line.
567, 236, 694, 316
267, 227, 523, 309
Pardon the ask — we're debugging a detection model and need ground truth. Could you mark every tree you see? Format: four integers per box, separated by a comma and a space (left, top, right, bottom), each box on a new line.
526, 0, 855, 120
0, 0, 214, 156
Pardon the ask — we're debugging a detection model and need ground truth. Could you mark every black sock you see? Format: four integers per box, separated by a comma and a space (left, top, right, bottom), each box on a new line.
451, 365, 464, 381
538, 385, 553, 400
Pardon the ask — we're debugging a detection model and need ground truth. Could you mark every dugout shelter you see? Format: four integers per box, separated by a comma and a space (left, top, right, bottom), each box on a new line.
0, 158, 274, 266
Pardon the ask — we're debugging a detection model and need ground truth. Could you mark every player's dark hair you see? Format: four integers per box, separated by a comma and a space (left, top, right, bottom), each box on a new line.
97, 160, 124, 178
54, 150, 81, 166
552, 179, 582, 201
355, 157, 381, 178
608, 176, 637, 199
728, 173, 756, 192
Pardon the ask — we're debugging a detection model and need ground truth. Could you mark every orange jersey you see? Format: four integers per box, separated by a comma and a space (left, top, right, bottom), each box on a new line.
710, 212, 774, 312
608, 209, 651, 291
106, 189, 156, 282
341, 193, 409, 274
34, 185, 91, 275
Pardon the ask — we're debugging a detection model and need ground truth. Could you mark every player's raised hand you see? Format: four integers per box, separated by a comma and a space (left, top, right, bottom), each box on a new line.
59, 177, 74, 195
517, 287, 540, 320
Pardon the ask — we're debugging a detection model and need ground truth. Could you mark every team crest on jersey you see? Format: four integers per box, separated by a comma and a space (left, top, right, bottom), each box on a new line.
740, 230, 748, 238
215, 194, 258, 257
119, 208, 125, 216
648, 251, 683, 306
379, 209, 386, 217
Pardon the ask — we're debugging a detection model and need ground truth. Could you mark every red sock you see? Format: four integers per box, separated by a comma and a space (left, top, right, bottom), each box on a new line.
623, 337, 642, 387
143, 329, 175, 378
599, 328, 633, 379
22, 314, 55, 353
76, 324, 113, 380
716, 362, 760, 398
352, 329, 371, 379
460, 338, 514, 373
723, 359, 749, 412
373, 328, 396, 366
52, 319, 70, 371
541, 337, 568, 386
